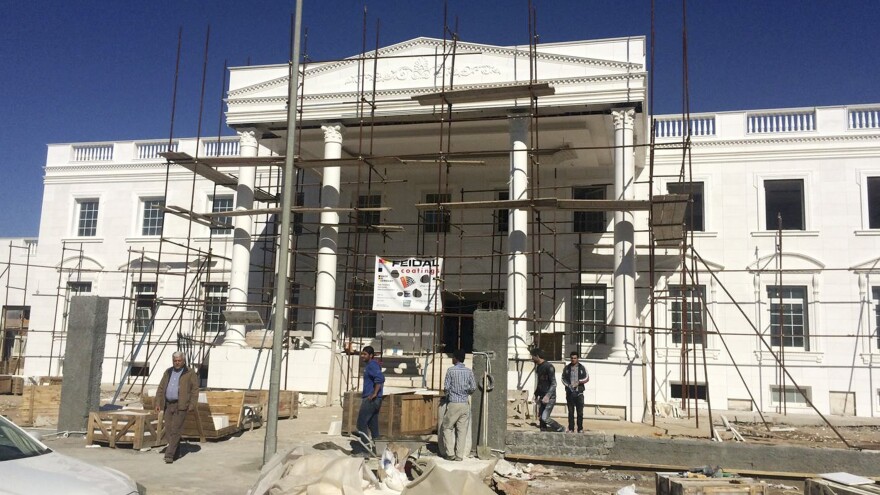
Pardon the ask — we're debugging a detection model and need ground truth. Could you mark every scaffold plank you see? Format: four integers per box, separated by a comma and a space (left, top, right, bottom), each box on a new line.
412, 82, 555, 105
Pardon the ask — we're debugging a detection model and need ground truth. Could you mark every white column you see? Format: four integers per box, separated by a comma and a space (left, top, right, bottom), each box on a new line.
507, 114, 530, 359
611, 108, 635, 357
224, 128, 258, 347
312, 123, 344, 349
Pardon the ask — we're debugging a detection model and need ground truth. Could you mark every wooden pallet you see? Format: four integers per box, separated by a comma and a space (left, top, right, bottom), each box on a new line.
17, 384, 62, 426
806, 478, 880, 495
657, 473, 765, 495
145, 391, 245, 442
243, 390, 299, 419
86, 410, 160, 449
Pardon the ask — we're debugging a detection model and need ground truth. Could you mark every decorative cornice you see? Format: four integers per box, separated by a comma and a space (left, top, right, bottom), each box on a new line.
227, 73, 646, 107
655, 133, 880, 149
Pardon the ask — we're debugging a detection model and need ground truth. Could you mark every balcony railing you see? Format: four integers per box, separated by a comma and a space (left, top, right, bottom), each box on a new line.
72, 144, 114, 161
654, 116, 716, 138
848, 107, 880, 130
203, 140, 240, 157
136, 141, 179, 160
747, 110, 815, 134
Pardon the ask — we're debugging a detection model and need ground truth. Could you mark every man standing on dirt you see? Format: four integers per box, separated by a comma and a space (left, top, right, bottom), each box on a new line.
155, 351, 199, 464
561, 351, 589, 432
356, 346, 385, 454
440, 349, 477, 461
531, 348, 565, 432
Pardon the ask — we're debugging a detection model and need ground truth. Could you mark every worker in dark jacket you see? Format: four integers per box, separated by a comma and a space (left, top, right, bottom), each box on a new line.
561, 351, 590, 432
155, 351, 199, 463
531, 348, 565, 432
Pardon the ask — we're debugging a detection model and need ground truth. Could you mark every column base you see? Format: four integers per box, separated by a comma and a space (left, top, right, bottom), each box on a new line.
607, 346, 634, 361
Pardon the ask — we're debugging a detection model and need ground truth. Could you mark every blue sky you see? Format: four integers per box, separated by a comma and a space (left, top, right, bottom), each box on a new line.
1, 1, 878, 236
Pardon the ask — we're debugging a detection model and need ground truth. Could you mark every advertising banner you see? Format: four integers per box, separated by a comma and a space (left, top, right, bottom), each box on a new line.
372, 256, 443, 313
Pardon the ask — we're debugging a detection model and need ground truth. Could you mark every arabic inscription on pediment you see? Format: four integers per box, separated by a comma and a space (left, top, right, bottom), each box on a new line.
344, 57, 501, 85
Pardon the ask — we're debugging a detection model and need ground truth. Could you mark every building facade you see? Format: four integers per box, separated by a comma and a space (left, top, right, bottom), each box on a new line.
2, 37, 879, 419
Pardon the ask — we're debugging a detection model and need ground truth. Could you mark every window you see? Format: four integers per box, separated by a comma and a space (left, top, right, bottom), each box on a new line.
495, 191, 509, 233
670, 382, 707, 400
132, 283, 156, 333
667, 182, 705, 231
141, 199, 165, 236
424, 193, 451, 233
669, 285, 706, 345
293, 192, 304, 236
764, 179, 805, 230
573, 186, 605, 233
873, 286, 880, 349
572, 285, 607, 344
767, 286, 809, 349
287, 283, 301, 332
868, 177, 880, 229
211, 196, 234, 235
67, 281, 92, 294
771, 385, 811, 406
203, 283, 228, 334
350, 283, 376, 338
76, 200, 99, 237
357, 194, 382, 229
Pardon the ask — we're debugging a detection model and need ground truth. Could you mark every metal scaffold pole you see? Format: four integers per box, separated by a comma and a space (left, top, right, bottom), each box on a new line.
264, 0, 303, 466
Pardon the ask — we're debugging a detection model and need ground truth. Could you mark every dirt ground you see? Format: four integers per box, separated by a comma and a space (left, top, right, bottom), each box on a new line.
0, 390, 877, 494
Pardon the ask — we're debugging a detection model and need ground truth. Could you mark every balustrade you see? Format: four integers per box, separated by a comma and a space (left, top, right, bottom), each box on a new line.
654, 115, 716, 138
136, 141, 178, 159
203, 140, 240, 157
72, 144, 114, 161
848, 107, 880, 129
747, 111, 815, 134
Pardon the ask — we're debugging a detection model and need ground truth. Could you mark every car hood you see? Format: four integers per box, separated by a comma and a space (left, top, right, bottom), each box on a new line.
0, 451, 138, 495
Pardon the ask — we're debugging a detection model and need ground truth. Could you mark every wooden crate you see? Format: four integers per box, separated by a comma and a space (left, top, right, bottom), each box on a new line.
0, 375, 24, 395
657, 473, 765, 495
243, 390, 299, 419
86, 410, 160, 449
145, 391, 245, 442
17, 384, 62, 426
342, 391, 440, 438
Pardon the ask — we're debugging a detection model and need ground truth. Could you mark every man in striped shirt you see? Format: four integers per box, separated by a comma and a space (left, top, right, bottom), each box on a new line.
440, 349, 477, 461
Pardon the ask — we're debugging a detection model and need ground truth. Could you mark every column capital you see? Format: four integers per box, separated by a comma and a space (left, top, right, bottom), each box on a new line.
611, 108, 636, 130
237, 128, 258, 148
321, 123, 345, 144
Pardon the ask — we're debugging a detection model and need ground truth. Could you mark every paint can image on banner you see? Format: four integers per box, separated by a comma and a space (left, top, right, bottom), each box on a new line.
372, 256, 443, 313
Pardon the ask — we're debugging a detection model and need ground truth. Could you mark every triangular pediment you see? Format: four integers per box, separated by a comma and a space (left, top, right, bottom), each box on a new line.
851, 255, 880, 273
228, 37, 644, 100
118, 255, 170, 273
748, 252, 825, 273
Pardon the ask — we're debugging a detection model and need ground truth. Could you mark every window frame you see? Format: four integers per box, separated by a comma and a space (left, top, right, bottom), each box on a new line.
132, 282, 157, 334
873, 286, 880, 350
210, 195, 234, 236
356, 194, 382, 230
202, 282, 228, 335
572, 185, 606, 234
667, 181, 705, 232
349, 282, 377, 338
495, 190, 509, 233
571, 284, 608, 344
862, 173, 880, 230
140, 198, 165, 237
423, 193, 451, 234
669, 284, 707, 346
770, 385, 812, 406
74, 198, 100, 237
756, 173, 813, 232
767, 285, 810, 350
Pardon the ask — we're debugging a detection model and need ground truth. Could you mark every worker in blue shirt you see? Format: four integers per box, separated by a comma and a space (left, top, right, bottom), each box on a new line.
356, 346, 385, 453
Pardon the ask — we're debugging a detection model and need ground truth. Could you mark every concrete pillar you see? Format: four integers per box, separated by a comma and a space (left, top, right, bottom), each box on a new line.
225, 128, 259, 347
611, 108, 635, 358
472, 310, 508, 454
58, 296, 108, 432
312, 124, 344, 349
507, 113, 530, 360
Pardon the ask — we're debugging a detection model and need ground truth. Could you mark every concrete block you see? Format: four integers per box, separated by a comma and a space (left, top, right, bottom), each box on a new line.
472, 310, 508, 453
58, 296, 108, 432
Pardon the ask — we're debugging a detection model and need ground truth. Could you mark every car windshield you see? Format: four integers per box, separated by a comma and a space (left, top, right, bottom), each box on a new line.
0, 416, 51, 461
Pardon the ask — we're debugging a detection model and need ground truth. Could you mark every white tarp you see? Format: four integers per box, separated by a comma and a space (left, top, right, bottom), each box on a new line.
372, 257, 443, 313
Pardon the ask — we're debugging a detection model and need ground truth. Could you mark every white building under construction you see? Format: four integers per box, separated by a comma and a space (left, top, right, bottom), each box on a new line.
1, 35, 880, 421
